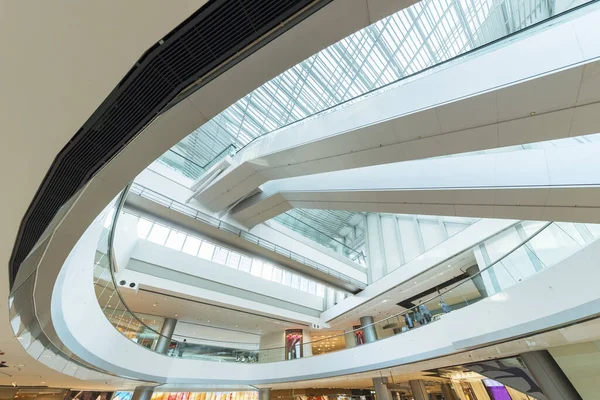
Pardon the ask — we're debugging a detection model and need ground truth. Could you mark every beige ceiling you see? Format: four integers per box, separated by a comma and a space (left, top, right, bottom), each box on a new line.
0, 0, 206, 389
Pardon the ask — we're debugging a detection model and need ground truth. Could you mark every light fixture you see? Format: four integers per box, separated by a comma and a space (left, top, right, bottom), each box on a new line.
153, 304, 157, 307
530, 111, 536, 116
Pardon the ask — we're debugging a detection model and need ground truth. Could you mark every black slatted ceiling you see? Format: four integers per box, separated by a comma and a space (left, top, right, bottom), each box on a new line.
10, 0, 331, 285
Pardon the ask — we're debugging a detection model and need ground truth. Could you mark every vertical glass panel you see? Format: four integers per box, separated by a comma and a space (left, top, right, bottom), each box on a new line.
226, 252, 241, 269
147, 224, 170, 245
308, 280, 317, 295
239, 256, 252, 273
182, 236, 201, 256
165, 230, 187, 251
283, 271, 293, 286
198, 241, 215, 260
261, 263, 273, 280
271, 267, 282, 283
137, 218, 153, 239
316, 284, 325, 297
291, 274, 300, 289
251, 259, 263, 277
300, 277, 309, 292
213, 247, 229, 265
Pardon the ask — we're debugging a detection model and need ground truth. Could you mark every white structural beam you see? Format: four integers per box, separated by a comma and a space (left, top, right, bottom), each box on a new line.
192, 7, 600, 213
232, 142, 600, 226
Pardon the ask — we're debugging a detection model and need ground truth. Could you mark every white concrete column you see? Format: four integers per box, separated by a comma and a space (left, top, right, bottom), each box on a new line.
380, 214, 403, 272
520, 350, 582, 400
409, 380, 428, 400
132, 387, 154, 400
344, 330, 357, 348
258, 388, 271, 400
155, 317, 177, 354
373, 377, 393, 400
366, 213, 386, 282
360, 316, 378, 343
302, 329, 313, 357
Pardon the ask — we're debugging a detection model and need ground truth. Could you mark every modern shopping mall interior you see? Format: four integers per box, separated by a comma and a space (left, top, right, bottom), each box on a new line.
2, 0, 600, 399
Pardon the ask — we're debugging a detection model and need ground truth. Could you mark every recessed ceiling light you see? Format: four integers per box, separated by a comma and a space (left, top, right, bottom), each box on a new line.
530, 111, 536, 116
175, 314, 178, 317
382, 300, 388, 303
153, 304, 157, 307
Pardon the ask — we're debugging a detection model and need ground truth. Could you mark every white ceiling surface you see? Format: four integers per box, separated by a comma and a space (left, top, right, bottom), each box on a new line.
231, 139, 600, 226
194, 7, 600, 217
0, 0, 208, 390
120, 288, 301, 337
257, 318, 600, 390
0, 0, 422, 389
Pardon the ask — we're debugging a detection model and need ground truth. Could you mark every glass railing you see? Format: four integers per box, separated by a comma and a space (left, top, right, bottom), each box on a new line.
99, 187, 600, 363
129, 183, 367, 286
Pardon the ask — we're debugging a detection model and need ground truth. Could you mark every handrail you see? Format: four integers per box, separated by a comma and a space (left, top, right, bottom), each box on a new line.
128, 183, 368, 287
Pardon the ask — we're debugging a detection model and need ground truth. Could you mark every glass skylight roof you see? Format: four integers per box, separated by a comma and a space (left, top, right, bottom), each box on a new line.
155, 0, 556, 184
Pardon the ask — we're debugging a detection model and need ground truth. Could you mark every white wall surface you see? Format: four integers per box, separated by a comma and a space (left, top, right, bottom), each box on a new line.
128, 240, 324, 311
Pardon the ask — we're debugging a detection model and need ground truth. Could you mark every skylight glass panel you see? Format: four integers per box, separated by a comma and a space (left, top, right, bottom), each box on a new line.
213, 247, 229, 265
251, 259, 263, 277
239, 256, 252, 273
261, 263, 273, 280
182, 236, 201, 256
158, 0, 556, 187
137, 218, 153, 239
165, 230, 187, 251
198, 241, 215, 260
226, 252, 241, 269
147, 224, 170, 245
271, 267, 282, 284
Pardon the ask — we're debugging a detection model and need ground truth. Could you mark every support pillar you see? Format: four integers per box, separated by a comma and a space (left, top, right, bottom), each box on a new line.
373, 377, 393, 400
258, 388, 271, 400
359, 316, 378, 343
344, 331, 357, 348
409, 380, 428, 400
520, 350, 582, 400
132, 387, 154, 400
441, 383, 458, 400
302, 329, 313, 357
155, 317, 177, 354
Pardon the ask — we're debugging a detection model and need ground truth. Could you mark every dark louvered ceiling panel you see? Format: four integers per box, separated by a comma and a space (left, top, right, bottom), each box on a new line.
10, 0, 332, 285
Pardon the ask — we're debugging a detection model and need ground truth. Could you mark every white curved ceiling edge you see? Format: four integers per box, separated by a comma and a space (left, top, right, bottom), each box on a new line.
46, 199, 600, 384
